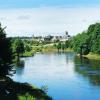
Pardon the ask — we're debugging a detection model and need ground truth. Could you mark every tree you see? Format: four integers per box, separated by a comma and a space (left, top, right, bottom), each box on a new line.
70, 23, 100, 55
65, 40, 69, 48
12, 38, 25, 58
25, 44, 32, 52
61, 43, 65, 52
0, 23, 13, 76
56, 42, 61, 52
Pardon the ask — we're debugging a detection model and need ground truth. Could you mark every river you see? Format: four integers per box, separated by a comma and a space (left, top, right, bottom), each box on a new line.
12, 52, 100, 100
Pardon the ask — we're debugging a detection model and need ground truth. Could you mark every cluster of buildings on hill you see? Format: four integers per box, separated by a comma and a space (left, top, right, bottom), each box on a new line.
32, 34, 71, 42
21, 32, 71, 42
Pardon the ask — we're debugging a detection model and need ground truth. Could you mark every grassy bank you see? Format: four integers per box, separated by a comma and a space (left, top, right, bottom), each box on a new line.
23, 45, 74, 56
0, 77, 52, 100
42, 45, 57, 52
23, 51, 34, 57
42, 45, 73, 53
84, 53, 100, 60
22, 46, 43, 57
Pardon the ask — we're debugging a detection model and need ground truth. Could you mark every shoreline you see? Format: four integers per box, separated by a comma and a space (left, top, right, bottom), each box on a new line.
0, 77, 52, 100
77, 53, 100, 60
22, 47, 100, 61
42, 47, 73, 53
84, 53, 100, 60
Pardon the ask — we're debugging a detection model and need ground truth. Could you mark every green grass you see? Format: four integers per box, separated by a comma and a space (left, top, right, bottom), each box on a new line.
18, 93, 36, 100
84, 52, 100, 60
43, 45, 73, 53
22, 46, 43, 57
23, 51, 34, 57
42, 45, 57, 52
23, 43, 74, 56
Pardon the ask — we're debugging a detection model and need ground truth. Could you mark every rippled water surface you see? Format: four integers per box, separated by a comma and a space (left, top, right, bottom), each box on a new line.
12, 52, 100, 100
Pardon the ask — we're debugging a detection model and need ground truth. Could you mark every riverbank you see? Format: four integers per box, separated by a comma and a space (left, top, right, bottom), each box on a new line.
84, 53, 100, 60
23, 51, 34, 57
77, 53, 100, 60
22, 47, 100, 61
42, 46, 73, 53
22, 46, 43, 57
22, 45, 74, 56
0, 77, 52, 100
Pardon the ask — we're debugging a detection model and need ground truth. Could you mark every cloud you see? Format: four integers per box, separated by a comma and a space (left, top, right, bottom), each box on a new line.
17, 15, 31, 20
0, 6, 100, 37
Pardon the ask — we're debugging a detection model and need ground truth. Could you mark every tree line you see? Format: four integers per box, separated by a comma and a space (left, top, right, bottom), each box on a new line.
10, 23, 100, 57
69, 23, 100, 55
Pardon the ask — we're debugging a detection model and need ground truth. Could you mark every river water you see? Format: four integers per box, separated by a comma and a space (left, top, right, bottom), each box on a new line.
12, 52, 100, 100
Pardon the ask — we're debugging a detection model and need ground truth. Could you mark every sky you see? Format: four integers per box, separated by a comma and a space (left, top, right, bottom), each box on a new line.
0, 0, 100, 37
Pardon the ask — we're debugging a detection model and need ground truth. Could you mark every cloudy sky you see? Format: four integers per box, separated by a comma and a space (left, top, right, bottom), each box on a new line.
0, 0, 100, 37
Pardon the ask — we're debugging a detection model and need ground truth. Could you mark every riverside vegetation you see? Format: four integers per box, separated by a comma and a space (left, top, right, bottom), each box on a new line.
0, 23, 52, 100
69, 23, 100, 59
12, 23, 100, 60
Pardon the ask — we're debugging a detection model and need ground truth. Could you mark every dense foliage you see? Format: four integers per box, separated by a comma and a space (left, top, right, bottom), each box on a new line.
12, 38, 25, 58
0, 24, 13, 76
69, 23, 100, 55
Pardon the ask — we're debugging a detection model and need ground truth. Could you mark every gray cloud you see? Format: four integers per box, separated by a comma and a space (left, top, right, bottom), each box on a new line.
17, 15, 31, 20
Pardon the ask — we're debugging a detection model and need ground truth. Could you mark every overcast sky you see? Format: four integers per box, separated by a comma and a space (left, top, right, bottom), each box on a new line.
0, 0, 100, 37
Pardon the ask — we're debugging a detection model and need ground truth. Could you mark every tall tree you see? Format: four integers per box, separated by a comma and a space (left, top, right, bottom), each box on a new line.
70, 23, 100, 55
57, 42, 62, 52
0, 23, 13, 76
12, 38, 25, 58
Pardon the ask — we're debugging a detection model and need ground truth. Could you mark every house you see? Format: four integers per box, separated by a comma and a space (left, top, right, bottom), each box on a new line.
32, 36, 43, 41
52, 34, 71, 42
52, 36, 63, 42
44, 35, 54, 42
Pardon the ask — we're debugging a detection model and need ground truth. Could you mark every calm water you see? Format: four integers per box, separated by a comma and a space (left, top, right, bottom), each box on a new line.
12, 52, 100, 100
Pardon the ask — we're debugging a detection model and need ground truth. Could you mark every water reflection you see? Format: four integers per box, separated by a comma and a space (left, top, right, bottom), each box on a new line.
66, 52, 75, 63
12, 53, 100, 100
74, 56, 100, 86
15, 60, 25, 76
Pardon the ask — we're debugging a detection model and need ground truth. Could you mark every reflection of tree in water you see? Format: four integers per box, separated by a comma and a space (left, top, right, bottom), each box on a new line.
65, 52, 75, 63
15, 60, 25, 76
74, 56, 100, 86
